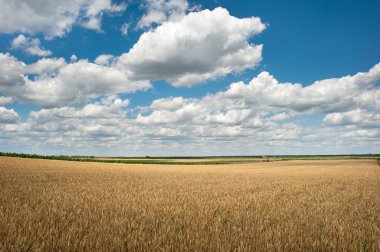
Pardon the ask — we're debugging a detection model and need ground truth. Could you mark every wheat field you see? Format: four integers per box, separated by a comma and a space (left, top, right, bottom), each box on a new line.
0, 157, 379, 251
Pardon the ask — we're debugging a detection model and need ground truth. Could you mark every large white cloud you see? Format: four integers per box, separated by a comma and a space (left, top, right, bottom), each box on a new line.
0, 53, 151, 107
0, 0, 126, 38
222, 63, 380, 113
20, 60, 150, 107
118, 7, 266, 87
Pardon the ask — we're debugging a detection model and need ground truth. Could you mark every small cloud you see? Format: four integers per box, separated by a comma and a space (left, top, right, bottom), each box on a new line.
121, 23, 130, 37
82, 17, 102, 31
81, 0, 127, 32
270, 112, 290, 121
0, 96, 14, 106
94, 54, 115, 66
137, 0, 190, 29
70, 55, 78, 62
11, 34, 52, 57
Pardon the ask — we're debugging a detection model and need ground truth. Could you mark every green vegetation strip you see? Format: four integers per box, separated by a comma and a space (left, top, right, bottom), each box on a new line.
0, 152, 259, 165
1, 152, 379, 165
279, 155, 380, 161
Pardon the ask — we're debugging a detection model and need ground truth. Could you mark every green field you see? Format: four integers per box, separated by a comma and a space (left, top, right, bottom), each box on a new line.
0, 152, 378, 165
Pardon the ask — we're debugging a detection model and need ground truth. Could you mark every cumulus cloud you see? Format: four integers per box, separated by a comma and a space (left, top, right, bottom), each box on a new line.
25, 57, 67, 74
205, 109, 252, 125
0, 0, 126, 38
136, 102, 203, 124
0, 97, 14, 106
137, 0, 190, 29
0, 53, 150, 107
323, 109, 380, 128
0, 53, 26, 88
11, 34, 52, 57
118, 7, 266, 87
94, 54, 115, 66
6, 96, 130, 147
222, 63, 380, 113
0, 107, 20, 124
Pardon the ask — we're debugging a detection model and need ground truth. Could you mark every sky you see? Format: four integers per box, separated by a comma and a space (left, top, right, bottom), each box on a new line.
0, 0, 379, 156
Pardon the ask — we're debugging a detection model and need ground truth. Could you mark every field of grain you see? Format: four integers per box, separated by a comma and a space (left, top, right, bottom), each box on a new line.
0, 157, 379, 251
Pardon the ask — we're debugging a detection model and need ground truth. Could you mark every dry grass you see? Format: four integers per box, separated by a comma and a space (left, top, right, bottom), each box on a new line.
0, 157, 379, 251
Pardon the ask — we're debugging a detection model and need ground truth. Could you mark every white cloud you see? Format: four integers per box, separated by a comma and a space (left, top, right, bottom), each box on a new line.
137, 0, 189, 29
94, 54, 115, 66
118, 7, 266, 87
11, 34, 52, 57
23, 96, 130, 142
0, 97, 13, 106
0, 107, 20, 124
0, 0, 79, 38
70, 55, 78, 62
323, 109, 380, 127
23, 60, 150, 107
205, 109, 252, 125
81, 0, 127, 31
121, 23, 130, 36
342, 129, 378, 138
25, 57, 67, 74
0, 53, 151, 107
270, 112, 291, 121
222, 63, 380, 113
150, 96, 188, 111
0, 0, 126, 38
0, 53, 26, 88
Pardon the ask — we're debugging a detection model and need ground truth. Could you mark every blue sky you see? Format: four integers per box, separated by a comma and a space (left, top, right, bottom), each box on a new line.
0, 0, 379, 156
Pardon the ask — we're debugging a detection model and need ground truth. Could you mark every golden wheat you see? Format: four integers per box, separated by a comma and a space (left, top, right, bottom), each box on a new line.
0, 157, 379, 251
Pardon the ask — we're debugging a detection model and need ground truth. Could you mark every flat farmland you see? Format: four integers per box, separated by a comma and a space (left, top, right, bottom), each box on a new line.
0, 157, 379, 251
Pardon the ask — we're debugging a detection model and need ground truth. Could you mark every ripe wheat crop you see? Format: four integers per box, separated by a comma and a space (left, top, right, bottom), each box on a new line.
0, 157, 379, 251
